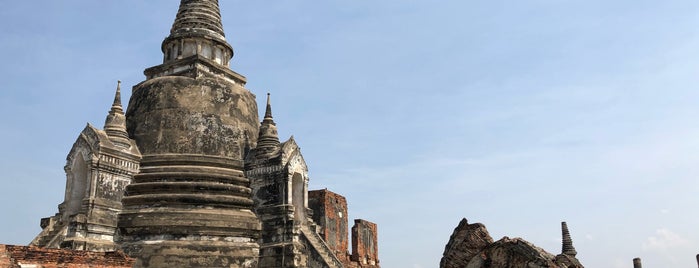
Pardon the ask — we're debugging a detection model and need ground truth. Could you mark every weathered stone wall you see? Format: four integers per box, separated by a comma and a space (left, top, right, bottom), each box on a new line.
126, 76, 259, 158
301, 231, 335, 268
440, 218, 493, 268
120, 49, 262, 267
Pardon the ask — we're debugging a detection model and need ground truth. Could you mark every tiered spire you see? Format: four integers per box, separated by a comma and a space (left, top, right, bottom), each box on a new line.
256, 93, 281, 153
561, 222, 578, 256
104, 81, 131, 149
264, 93, 274, 122
160, 0, 233, 65
169, 0, 226, 41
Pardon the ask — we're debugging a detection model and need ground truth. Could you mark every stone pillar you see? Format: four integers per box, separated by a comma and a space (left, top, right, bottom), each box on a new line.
633, 257, 642, 268
561, 222, 577, 256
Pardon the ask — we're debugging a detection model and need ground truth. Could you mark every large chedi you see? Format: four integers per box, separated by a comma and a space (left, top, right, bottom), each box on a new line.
117, 0, 261, 267
29, 1, 380, 268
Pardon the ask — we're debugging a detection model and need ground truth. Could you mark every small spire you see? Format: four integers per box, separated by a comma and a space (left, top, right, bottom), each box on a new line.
561, 222, 577, 256
264, 93, 273, 120
633, 257, 642, 268
112, 80, 123, 112
256, 92, 280, 154
104, 80, 130, 149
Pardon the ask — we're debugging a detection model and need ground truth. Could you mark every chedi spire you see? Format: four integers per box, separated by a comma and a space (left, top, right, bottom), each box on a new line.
161, 0, 234, 66
561, 221, 578, 256
264, 92, 274, 120
170, 0, 226, 40
257, 93, 281, 153
104, 81, 130, 149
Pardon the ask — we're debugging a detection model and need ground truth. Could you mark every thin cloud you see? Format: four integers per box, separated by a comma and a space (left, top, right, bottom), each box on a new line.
642, 228, 689, 251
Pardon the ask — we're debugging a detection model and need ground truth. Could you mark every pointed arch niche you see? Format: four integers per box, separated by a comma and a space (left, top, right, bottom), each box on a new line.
65, 152, 90, 217
291, 172, 307, 223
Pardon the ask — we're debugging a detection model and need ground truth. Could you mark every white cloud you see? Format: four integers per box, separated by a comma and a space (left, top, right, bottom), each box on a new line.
642, 228, 689, 251
612, 258, 627, 268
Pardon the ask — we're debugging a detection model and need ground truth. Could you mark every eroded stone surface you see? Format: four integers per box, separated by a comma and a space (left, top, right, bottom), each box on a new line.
441, 219, 584, 268
469, 237, 559, 268
126, 76, 258, 158
440, 218, 494, 268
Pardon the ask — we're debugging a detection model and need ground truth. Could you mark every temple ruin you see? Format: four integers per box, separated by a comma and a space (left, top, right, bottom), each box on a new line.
440, 219, 584, 268
23, 1, 379, 267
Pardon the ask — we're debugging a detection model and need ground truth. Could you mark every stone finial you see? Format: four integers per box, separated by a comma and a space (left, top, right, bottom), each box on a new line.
256, 93, 281, 153
264, 93, 273, 120
633, 257, 642, 268
111, 80, 123, 111
561, 222, 577, 256
104, 81, 130, 149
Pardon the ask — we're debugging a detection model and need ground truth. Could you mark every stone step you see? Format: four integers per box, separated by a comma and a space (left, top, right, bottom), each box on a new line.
300, 224, 344, 268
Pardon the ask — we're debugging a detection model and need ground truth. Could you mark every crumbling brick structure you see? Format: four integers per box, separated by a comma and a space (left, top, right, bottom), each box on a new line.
351, 219, 380, 267
0, 244, 134, 268
308, 190, 380, 268
309, 189, 350, 261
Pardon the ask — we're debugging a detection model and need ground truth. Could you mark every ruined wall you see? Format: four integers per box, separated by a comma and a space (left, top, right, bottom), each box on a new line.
0, 244, 134, 268
440, 218, 493, 268
440, 218, 584, 268
351, 219, 379, 267
308, 189, 349, 261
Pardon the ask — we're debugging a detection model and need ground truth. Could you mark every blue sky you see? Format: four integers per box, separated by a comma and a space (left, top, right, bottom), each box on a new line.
1, 1, 698, 267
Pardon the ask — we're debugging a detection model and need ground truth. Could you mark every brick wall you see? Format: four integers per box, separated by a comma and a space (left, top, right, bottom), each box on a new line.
0, 244, 134, 268
307, 189, 380, 268
308, 189, 350, 262
351, 219, 379, 267
0, 245, 20, 268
